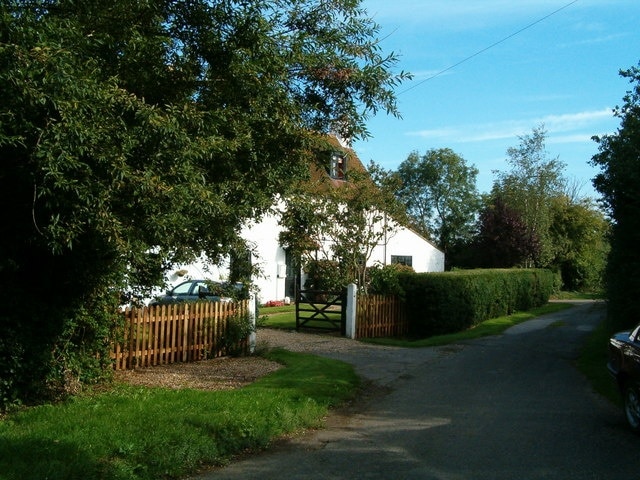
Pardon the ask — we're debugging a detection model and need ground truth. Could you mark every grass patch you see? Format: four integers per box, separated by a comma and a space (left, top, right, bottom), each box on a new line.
253, 349, 360, 406
260, 311, 296, 329
576, 319, 621, 406
551, 290, 605, 300
260, 304, 341, 331
259, 304, 295, 315
0, 350, 359, 480
363, 302, 574, 348
260, 304, 296, 330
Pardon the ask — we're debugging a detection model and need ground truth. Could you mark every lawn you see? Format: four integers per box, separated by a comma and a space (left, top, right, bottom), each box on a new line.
260, 303, 344, 331
259, 304, 296, 329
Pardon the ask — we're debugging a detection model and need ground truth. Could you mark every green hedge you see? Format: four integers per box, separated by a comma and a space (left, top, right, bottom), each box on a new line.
399, 269, 555, 337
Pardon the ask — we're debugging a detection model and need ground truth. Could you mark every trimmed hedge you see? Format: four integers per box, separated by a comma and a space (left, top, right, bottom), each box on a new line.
399, 269, 555, 337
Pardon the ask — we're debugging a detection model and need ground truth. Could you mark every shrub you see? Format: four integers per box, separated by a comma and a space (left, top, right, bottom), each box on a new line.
303, 259, 347, 291
1, 288, 120, 412
0, 330, 24, 411
221, 312, 255, 357
367, 263, 415, 297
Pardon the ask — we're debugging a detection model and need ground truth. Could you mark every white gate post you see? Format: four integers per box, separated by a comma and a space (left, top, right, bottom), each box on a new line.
248, 291, 257, 353
345, 283, 357, 339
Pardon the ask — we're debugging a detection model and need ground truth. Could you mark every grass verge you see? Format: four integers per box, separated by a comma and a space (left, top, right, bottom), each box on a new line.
551, 291, 605, 300
0, 349, 359, 480
363, 302, 574, 347
577, 317, 621, 406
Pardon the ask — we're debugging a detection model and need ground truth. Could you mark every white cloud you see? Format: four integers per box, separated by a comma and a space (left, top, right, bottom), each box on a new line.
406, 127, 460, 140
407, 123, 528, 143
406, 108, 615, 144
560, 32, 630, 48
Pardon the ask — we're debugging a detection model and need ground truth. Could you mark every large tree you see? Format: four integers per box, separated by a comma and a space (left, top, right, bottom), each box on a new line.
591, 64, 640, 330
548, 196, 609, 292
492, 126, 566, 267
395, 148, 480, 259
0, 0, 407, 406
470, 195, 540, 269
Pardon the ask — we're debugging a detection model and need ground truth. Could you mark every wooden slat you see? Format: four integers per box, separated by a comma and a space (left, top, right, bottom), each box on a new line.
356, 294, 408, 339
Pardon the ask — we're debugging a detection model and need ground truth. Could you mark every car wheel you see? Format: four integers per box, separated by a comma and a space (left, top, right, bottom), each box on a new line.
623, 384, 640, 433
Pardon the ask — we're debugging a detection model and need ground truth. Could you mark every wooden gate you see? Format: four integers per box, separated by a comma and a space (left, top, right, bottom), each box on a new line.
296, 288, 346, 335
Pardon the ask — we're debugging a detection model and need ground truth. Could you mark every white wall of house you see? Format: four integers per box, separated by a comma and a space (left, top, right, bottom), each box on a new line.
373, 224, 445, 273
241, 212, 289, 305
153, 209, 445, 306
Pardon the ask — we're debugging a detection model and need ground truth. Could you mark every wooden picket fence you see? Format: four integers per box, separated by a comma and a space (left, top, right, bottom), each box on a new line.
355, 294, 408, 339
112, 300, 249, 370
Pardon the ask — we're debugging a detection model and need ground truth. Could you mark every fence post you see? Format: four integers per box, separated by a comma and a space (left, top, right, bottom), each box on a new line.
345, 283, 357, 339
248, 292, 257, 353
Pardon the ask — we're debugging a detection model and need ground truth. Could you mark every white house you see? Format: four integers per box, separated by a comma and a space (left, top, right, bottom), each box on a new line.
157, 138, 444, 304
243, 211, 443, 304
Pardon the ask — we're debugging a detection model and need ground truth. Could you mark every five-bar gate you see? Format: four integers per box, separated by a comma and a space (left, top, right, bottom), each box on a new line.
296, 288, 346, 335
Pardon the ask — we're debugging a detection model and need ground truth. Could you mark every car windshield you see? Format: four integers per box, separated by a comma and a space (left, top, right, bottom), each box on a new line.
172, 282, 193, 295
193, 282, 211, 294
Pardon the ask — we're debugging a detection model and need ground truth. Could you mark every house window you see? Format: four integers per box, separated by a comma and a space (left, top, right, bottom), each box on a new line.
329, 153, 347, 180
391, 255, 413, 267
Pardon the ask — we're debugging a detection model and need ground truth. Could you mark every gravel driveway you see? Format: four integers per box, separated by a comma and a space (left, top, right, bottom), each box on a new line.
115, 326, 423, 391
257, 328, 444, 386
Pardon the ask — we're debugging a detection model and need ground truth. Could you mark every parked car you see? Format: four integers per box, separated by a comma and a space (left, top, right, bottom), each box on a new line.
607, 323, 640, 432
150, 280, 224, 305
150, 279, 249, 306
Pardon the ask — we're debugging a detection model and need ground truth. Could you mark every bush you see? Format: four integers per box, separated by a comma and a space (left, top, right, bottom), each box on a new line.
0, 330, 24, 411
367, 263, 414, 297
221, 313, 255, 357
0, 287, 120, 412
303, 259, 347, 291
207, 280, 250, 301
399, 269, 555, 337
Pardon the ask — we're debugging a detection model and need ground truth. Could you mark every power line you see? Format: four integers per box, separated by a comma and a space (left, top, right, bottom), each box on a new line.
399, 0, 580, 95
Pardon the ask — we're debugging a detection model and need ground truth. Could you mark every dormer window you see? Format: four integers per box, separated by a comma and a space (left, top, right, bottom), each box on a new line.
329, 152, 347, 180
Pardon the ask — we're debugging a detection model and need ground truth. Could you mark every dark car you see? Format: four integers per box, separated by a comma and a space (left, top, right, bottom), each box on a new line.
607, 323, 640, 432
150, 279, 223, 305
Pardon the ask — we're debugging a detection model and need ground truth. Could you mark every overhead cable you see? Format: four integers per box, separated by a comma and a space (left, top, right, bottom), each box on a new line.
399, 0, 580, 95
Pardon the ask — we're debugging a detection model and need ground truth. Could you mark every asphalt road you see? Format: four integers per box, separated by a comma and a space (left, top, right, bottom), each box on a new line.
194, 301, 640, 480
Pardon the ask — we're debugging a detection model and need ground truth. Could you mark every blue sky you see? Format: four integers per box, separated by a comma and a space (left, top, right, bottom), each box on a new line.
353, 0, 639, 199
